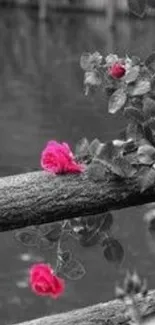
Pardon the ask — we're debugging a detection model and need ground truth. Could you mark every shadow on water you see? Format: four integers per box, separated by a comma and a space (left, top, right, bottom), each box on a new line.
0, 8, 155, 324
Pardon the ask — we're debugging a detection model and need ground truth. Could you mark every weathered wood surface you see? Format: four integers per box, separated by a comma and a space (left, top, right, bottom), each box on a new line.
0, 167, 155, 232
13, 290, 155, 325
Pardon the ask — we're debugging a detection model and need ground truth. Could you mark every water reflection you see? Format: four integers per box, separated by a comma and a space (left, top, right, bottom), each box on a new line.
0, 8, 155, 324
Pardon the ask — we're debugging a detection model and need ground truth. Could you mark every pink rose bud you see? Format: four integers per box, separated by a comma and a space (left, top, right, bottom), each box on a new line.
41, 140, 85, 174
29, 263, 65, 299
108, 63, 126, 79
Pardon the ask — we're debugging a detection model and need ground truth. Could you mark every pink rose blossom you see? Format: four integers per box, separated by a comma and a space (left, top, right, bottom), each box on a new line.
41, 140, 84, 174
108, 63, 126, 79
29, 263, 65, 299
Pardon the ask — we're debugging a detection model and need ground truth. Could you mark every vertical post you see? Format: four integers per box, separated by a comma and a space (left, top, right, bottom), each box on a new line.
106, 0, 117, 29
38, 0, 47, 20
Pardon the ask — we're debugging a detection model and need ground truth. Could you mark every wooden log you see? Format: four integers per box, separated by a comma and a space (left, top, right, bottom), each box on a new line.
0, 167, 155, 232
12, 289, 155, 325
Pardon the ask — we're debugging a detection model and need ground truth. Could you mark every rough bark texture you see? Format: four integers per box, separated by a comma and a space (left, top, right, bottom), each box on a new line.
13, 290, 155, 325
0, 169, 154, 232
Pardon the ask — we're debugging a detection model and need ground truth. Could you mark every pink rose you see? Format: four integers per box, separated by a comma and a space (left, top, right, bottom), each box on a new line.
29, 263, 65, 299
108, 63, 126, 79
41, 140, 84, 174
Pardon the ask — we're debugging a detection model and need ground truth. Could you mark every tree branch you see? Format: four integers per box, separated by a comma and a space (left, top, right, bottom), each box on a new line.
13, 290, 155, 325
0, 168, 154, 232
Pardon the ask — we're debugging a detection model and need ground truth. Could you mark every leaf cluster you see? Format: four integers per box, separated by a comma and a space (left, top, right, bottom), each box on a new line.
80, 52, 155, 192
69, 212, 124, 264
115, 270, 148, 300
14, 210, 124, 282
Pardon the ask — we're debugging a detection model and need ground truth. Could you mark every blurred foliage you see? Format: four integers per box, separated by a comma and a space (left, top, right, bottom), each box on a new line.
14, 209, 124, 281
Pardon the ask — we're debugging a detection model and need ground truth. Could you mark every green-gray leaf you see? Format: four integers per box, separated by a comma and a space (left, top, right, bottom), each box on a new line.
103, 238, 124, 264
14, 229, 39, 246
60, 258, 86, 280
151, 74, 155, 93
97, 141, 119, 161
87, 159, 108, 181
99, 212, 113, 232
126, 122, 144, 142
125, 66, 140, 84
75, 138, 90, 157
131, 56, 141, 66
139, 168, 155, 192
145, 52, 155, 72
37, 237, 55, 249
108, 88, 127, 114
79, 228, 100, 247
80, 52, 103, 71
112, 156, 137, 178
80, 52, 92, 71
129, 79, 151, 96
145, 117, 155, 130
137, 144, 155, 165
38, 222, 61, 235
89, 138, 103, 157
143, 97, 155, 118
143, 122, 155, 146
58, 250, 72, 265
84, 71, 102, 87
144, 209, 155, 229
122, 139, 138, 154
124, 106, 144, 123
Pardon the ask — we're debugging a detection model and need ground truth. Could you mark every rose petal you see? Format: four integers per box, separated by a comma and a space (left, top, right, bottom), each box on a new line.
29, 263, 65, 298
41, 141, 84, 174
